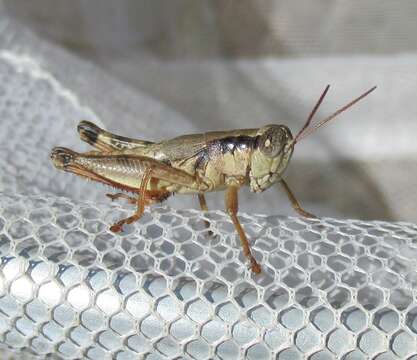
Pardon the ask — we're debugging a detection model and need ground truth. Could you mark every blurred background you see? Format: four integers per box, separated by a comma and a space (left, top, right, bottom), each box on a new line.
1, 1, 417, 223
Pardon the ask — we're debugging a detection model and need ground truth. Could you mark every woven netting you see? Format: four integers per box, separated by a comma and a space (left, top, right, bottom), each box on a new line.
1, 193, 417, 359
1, 18, 417, 360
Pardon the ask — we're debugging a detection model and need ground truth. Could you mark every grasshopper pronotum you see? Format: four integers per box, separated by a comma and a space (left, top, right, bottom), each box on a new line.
51, 85, 376, 273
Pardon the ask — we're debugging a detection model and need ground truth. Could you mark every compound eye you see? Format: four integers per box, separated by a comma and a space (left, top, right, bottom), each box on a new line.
259, 127, 285, 157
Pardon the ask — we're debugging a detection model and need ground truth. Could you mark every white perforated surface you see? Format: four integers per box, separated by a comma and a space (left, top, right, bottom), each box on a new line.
1, 16, 417, 360
1, 194, 417, 359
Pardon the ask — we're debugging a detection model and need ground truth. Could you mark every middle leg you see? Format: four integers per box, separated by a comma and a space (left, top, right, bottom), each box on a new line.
198, 193, 213, 235
198, 193, 209, 212
225, 186, 261, 274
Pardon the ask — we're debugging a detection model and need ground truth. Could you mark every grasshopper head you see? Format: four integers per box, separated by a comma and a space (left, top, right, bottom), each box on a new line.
249, 85, 377, 193
249, 125, 294, 193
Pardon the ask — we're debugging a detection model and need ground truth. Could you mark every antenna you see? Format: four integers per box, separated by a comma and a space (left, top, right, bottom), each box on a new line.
292, 86, 377, 145
294, 85, 330, 143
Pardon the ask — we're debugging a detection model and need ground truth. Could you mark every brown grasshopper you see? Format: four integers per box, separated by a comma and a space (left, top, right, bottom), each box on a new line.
51, 85, 376, 273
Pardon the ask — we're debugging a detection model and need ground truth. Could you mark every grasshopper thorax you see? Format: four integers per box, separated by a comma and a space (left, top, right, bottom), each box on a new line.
249, 125, 293, 193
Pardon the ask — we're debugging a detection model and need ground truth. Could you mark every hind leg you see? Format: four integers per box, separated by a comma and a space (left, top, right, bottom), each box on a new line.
110, 169, 153, 232
106, 157, 201, 233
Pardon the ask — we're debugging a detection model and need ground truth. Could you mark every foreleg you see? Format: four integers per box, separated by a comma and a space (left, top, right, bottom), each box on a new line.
279, 179, 317, 218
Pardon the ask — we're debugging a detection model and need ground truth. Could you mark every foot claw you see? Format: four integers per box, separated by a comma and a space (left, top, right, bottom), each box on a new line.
106, 194, 117, 202
296, 207, 318, 219
250, 258, 261, 274
110, 223, 123, 233
303, 211, 318, 219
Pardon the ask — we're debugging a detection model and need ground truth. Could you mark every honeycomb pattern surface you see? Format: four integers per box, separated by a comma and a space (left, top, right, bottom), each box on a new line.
0, 193, 416, 359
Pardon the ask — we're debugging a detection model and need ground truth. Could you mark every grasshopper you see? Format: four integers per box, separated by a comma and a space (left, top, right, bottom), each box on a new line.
51, 85, 376, 273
